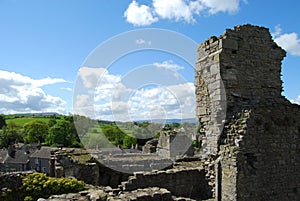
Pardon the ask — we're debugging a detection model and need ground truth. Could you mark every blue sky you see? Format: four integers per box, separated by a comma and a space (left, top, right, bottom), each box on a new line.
0, 0, 299, 121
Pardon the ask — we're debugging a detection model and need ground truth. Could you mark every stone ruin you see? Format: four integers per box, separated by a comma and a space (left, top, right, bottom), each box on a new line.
44, 24, 300, 201
1, 24, 300, 201
195, 24, 300, 200
156, 129, 194, 159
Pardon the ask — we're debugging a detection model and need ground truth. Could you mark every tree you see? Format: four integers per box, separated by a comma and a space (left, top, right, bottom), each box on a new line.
48, 120, 82, 147
122, 135, 137, 149
47, 118, 57, 127
49, 120, 72, 147
0, 122, 23, 148
102, 125, 125, 146
23, 121, 49, 143
0, 115, 6, 129
73, 115, 96, 138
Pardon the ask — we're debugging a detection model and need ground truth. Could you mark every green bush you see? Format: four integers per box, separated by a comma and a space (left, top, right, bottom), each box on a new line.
1, 173, 85, 201
21, 173, 85, 200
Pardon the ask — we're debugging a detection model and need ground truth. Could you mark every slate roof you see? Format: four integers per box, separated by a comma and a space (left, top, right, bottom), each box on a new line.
29, 147, 57, 159
1, 144, 38, 165
4, 149, 30, 164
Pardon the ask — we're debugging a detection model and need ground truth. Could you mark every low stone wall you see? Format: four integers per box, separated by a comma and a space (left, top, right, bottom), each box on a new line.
121, 167, 211, 200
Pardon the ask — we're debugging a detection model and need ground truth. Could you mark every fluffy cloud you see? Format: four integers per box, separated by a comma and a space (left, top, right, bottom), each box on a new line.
78, 67, 120, 89
127, 82, 195, 120
199, 0, 240, 14
152, 0, 202, 23
75, 67, 122, 117
125, 0, 245, 26
75, 64, 195, 121
73, 94, 94, 117
0, 70, 66, 114
153, 60, 184, 71
124, 0, 158, 26
273, 25, 300, 56
95, 82, 195, 121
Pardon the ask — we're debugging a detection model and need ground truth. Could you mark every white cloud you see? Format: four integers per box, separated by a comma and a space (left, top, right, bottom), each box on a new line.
153, 0, 200, 23
153, 60, 184, 71
291, 95, 300, 105
0, 70, 66, 114
124, 0, 245, 26
135, 39, 152, 45
61, 87, 72, 92
199, 0, 240, 14
124, 0, 158, 26
272, 25, 300, 56
127, 82, 195, 121
75, 66, 195, 121
273, 25, 282, 38
78, 67, 106, 89
74, 67, 119, 118
32, 77, 66, 87
76, 94, 91, 107
73, 94, 94, 117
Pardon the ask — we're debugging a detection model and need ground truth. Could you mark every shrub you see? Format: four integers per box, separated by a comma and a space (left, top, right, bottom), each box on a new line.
1, 172, 85, 201
21, 173, 85, 200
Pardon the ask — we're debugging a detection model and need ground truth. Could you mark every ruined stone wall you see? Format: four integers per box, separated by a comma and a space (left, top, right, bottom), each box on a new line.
196, 24, 300, 201
237, 107, 300, 201
195, 35, 226, 155
121, 167, 211, 200
195, 25, 287, 155
157, 130, 194, 158
53, 149, 130, 188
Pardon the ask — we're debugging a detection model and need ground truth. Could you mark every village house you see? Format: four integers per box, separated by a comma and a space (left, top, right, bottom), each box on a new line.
29, 146, 57, 174
0, 144, 56, 174
0, 144, 30, 172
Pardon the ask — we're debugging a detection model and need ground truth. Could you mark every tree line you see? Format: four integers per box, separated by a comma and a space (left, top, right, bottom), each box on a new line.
0, 114, 196, 150
0, 115, 83, 148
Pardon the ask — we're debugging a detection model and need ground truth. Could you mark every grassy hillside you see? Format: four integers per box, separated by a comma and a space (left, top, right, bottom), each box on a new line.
6, 117, 51, 127
4, 114, 64, 128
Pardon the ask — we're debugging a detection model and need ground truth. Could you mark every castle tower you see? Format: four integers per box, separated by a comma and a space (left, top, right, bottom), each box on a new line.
196, 25, 300, 201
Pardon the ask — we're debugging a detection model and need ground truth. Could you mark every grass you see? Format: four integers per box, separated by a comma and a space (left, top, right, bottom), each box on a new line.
6, 117, 63, 127
80, 132, 114, 149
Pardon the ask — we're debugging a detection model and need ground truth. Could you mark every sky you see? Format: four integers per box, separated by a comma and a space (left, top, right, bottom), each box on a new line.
0, 0, 299, 121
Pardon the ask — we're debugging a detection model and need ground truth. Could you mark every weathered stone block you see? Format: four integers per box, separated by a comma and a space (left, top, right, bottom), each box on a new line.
219, 38, 238, 50
197, 107, 207, 115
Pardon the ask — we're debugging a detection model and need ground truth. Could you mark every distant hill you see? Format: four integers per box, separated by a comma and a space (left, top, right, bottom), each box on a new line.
8, 112, 61, 117
136, 118, 198, 125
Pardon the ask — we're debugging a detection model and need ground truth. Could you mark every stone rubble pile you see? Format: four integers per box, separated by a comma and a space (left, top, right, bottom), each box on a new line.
38, 186, 198, 201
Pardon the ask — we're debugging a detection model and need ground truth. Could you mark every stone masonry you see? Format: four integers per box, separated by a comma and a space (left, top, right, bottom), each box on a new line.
195, 24, 300, 201
157, 129, 194, 159
121, 166, 211, 200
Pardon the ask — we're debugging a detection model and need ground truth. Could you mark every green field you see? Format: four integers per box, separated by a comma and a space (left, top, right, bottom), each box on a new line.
6, 117, 62, 127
